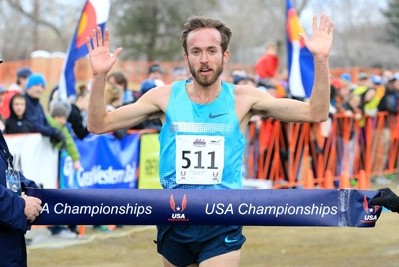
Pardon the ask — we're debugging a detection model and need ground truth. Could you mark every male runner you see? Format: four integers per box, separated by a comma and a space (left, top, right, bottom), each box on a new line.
86, 14, 334, 267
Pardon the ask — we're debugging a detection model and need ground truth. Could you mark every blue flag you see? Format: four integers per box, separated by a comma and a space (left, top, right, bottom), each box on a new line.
286, 0, 314, 99
59, 0, 110, 100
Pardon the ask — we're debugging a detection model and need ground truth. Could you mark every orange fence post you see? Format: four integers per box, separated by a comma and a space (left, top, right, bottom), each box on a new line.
388, 114, 399, 173
245, 122, 256, 178
339, 172, 351, 189
364, 116, 373, 178
323, 170, 334, 189
304, 169, 315, 189
288, 123, 301, 185
357, 170, 368, 189
269, 122, 281, 182
257, 120, 275, 181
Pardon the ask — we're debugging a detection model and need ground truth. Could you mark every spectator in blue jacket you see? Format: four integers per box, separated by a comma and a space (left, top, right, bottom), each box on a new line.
0, 58, 42, 267
24, 73, 65, 146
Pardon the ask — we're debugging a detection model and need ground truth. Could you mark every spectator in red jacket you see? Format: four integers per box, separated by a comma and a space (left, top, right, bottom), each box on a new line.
0, 67, 32, 120
255, 43, 279, 80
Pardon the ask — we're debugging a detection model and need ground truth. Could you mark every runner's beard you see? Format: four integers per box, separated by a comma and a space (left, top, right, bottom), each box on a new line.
188, 60, 224, 87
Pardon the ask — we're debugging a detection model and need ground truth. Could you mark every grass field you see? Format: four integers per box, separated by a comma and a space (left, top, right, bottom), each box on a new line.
27, 206, 399, 267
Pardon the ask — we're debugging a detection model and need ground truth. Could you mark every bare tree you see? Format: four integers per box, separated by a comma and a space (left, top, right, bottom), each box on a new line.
312, 0, 398, 68
6, 0, 67, 46
1, 0, 83, 59
112, 0, 217, 61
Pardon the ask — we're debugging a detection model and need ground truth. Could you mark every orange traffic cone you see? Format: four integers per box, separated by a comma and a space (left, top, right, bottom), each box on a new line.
324, 170, 334, 189
357, 170, 368, 189
304, 169, 315, 189
339, 172, 351, 189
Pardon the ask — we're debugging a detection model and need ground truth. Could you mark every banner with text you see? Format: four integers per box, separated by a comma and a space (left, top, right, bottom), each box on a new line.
27, 188, 382, 227
59, 133, 140, 189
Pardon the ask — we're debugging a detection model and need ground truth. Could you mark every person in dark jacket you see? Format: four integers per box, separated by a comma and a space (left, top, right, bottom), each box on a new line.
372, 75, 399, 184
0, 134, 42, 266
23, 73, 65, 145
378, 74, 399, 115
5, 93, 34, 134
0, 64, 42, 267
67, 84, 90, 140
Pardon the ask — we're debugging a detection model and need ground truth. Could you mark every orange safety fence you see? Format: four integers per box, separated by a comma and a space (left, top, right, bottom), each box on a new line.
244, 111, 399, 189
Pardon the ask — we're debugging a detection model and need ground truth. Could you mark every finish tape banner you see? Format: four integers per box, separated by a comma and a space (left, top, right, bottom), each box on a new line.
26, 188, 382, 227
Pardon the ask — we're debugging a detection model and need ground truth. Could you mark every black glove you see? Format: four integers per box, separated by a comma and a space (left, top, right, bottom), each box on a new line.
370, 188, 399, 213
50, 129, 66, 148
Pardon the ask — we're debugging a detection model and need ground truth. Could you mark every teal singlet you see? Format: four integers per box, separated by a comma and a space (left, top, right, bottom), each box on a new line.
158, 80, 245, 189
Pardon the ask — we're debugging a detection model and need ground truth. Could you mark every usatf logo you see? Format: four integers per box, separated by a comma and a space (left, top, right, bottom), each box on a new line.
168, 194, 189, 222
361, 195, 380, 224
212, 172, 219, 181
180, 171, 186, 180
193, 138, 206, 147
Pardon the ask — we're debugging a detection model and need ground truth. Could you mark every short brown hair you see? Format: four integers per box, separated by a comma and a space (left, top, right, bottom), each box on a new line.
182, 16, 232, 54
107, 72, 128, 90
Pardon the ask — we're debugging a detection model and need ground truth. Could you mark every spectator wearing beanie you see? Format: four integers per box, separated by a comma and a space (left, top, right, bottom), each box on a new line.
10, 67, 32, 92
140, 80, 157, 95
47, 100, 80, 170
24, 73, 65, 145
139, 64, 165, 95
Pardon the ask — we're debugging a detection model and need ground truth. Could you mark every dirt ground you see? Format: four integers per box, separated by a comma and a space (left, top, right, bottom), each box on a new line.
27, 207, 399, 267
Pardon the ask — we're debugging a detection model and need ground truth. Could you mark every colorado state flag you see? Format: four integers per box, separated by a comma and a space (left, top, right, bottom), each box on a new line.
286, 0, 314, 99
59, 0, 110, 100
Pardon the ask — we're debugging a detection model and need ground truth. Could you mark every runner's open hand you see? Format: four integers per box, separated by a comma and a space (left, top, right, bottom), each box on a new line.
86, 27, 122, 76
300, 14, 334, 59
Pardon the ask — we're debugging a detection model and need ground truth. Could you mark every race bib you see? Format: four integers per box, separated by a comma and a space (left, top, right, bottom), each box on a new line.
176, 135, 224, 184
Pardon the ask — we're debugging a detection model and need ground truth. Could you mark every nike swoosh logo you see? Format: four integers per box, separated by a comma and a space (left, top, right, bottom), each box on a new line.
209, 112, 228, 119
224, 236, 238, 244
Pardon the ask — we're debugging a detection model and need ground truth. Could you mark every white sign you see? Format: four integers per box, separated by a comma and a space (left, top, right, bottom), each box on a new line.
5, 133, 59, 189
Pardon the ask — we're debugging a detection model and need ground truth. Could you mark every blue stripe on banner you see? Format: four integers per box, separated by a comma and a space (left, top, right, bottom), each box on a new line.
26, 188, 382, 227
